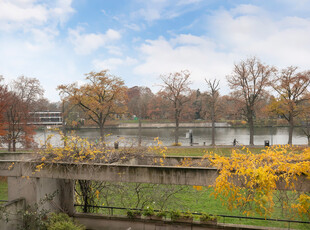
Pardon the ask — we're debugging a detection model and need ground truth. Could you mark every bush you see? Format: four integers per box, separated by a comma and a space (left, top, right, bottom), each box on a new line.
126, 209, 141, 218
200, 212, 217, 222
169, 210, 181, 220
143, 207, 154, 216
47, 213, 85, 230
155, 210, 167, 218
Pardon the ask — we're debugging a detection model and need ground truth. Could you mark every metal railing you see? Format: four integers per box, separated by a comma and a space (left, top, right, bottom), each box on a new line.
74, 204, 310, 227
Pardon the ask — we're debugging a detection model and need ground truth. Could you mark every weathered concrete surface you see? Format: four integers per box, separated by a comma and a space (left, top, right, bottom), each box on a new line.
0, 161, 219, 186
1, 160, 309, 191
0, 198, 25, 230
74, 213, 290, 230
7, 177, 74, 216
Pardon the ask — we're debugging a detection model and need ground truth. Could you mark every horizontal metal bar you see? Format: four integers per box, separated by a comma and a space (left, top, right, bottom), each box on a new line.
73, 204, 310, 224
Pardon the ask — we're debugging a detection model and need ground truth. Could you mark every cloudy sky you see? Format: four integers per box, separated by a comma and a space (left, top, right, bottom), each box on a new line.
1, 0, 310, 102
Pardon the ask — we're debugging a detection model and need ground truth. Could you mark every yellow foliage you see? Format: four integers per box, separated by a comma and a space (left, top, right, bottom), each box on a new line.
193, 185, 203, 191
206, 145, 310, 218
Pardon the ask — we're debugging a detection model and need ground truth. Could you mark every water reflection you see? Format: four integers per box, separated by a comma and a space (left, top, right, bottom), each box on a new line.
34, 127, 308, 147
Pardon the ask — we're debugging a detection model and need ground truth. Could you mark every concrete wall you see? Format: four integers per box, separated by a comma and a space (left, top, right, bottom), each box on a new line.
117, 122, 230, 128
74, 213, 279, 230
74, 214, 220, 230
0, 198, 25, 230
1, 161, 309, 191
8, 177, 74, 215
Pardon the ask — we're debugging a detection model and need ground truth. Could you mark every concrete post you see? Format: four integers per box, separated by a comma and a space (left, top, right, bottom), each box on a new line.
7, 177, 74, 216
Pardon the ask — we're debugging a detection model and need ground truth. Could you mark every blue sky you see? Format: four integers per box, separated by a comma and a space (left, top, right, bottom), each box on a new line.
1, 0, 310, 102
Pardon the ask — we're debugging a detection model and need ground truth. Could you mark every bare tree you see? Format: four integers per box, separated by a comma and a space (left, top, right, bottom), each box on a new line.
160, 70, 192, 145
227, 57, 275, 145
270, 67, 310, 144
205, 79, 220, 146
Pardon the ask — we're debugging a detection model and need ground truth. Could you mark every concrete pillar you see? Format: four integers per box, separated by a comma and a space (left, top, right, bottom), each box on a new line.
7, 177, 74, 215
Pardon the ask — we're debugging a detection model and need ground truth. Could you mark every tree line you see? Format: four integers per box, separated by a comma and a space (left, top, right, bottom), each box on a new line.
1, 57, 309, 151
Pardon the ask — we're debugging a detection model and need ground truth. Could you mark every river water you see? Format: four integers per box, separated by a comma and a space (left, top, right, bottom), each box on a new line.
34, 127, 308, 147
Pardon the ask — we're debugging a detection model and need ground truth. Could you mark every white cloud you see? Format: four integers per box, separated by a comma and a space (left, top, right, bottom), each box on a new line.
134, 35, 235, 92
209, 4, 310, 68
93, 57, 138, 71
0, 0, 48, 26
0, 0, 74, 31
50, 0, 75, 26
134, 4, 310, 93
69, 28, 121, 55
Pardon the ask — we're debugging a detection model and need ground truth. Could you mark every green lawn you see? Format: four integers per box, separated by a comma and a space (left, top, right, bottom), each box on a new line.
75, 182, 309, 230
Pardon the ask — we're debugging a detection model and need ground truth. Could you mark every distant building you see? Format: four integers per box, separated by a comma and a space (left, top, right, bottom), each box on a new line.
29, 112, 62, 125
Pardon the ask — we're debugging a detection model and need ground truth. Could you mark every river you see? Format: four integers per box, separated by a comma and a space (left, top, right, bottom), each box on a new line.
34, 127, 308, 147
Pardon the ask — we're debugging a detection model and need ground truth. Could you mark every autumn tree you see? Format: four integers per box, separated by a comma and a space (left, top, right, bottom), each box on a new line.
2, 76, 44, 151
269, 67, 310, 144
0, 76, 9, 136
57, 70, 128, 140
148, 91, 170, 120
227, 57, 275, 145
127, 86, 153, 119
160, 70, 192, 145
205, 79, 220, 146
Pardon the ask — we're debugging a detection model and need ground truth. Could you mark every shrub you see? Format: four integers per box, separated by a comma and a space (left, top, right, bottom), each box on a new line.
126, 209, 141, 218
47, 213, 85, 230
155, 210, 167, 218
143, 207, 154, 216
169, 210, 181, 220
200, 212, 217, 222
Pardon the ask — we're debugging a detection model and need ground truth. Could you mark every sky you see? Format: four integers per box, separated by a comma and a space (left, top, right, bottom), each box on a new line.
0, 0, 310, 102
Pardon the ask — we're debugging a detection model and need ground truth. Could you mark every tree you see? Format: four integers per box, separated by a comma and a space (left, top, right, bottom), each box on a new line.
127, 86, 153, 119
205, 79, 220, 146
57, 70, 128, 140
207, 146, 310, 219
0, 76, 9, 136
160, 70, 192, 145
269, 67, 310, 144
147, 91, 170, 120
227, 57, 275, 145
193, 89, 203, 120
2, 76, 44, 151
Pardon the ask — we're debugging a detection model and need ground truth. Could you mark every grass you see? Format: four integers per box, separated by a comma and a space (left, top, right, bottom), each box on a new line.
75, 183, 309, 229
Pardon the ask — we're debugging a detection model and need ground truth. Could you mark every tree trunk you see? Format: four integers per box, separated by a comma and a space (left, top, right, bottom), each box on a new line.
211, 109, 215, 146
248, 112, 254, 146
8, 140, 11, 152
307, 136, 310, 146
99, 124, 105, 142
288, 117, 294, 145
175, 117, 179, 145
211, 121, 215, 146
12, 138, 16, 152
